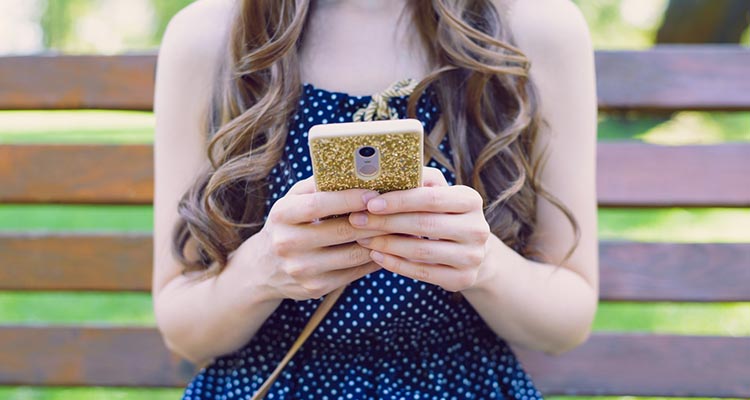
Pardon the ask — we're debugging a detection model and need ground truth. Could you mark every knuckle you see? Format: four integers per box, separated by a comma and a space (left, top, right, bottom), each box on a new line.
348, 245, 368, 265
301, 193, 320, 220
301, 280, 327, 298
270, 234, 294, 256
283, 260, 307, 278
457, 185, 483, 209
268, 204, 286, 224
375, 235, 390, 251
414, 243, 432, 260
335, 220, 356, 242
416, 214, 437, 232
416, 265, 430, 281
465, 249, 485, 267
427, 188, 441, 208
469, 223, 491, 243
471, 190, 485, 208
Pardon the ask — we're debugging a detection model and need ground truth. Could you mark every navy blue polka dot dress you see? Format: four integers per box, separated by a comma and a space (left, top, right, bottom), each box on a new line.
181, 83, 545, 400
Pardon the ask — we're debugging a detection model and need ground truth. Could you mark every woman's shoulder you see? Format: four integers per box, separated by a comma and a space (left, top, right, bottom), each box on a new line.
501, 0, 592, 60
159, 0, 236, 65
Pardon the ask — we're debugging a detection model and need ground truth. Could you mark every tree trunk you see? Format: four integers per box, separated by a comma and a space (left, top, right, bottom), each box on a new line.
656, 0, 750, 43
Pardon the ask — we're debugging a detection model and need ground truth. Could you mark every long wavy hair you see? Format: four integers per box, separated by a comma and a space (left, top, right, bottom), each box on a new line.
171, 0, 580, 277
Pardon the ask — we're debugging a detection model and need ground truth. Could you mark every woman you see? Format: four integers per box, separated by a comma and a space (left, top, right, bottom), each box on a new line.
152, 0, 599, 398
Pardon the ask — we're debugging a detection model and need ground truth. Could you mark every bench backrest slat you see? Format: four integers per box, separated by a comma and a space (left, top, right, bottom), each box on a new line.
2, 47, 749, 111
2, 142, 748, 206
2, 234, 749, 302
0, 54, 155, 111
1, 326, 748, 398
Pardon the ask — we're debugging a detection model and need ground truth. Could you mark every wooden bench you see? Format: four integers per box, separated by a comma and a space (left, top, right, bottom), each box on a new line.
1, 45, 749, 398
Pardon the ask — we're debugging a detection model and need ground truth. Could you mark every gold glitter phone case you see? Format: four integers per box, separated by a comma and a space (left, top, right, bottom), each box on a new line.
309, 119, 423, 193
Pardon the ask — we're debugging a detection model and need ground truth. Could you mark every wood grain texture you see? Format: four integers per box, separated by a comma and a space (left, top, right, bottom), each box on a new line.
599, 241, 750, 301
0, 233, 152, 292
0, 326, 193, 387
0, 54, 155, 110
0, 144, 153, 204
596, 142, 750, 207
1, 327, 748, 398
513, 333, 750, 397
1, 47, 749, 111
595, 45, 750, 111
2, 142, 748, 206
2, 233, 749, 302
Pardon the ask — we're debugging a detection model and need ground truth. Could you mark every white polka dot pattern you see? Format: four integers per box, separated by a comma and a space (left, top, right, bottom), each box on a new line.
181, 83, 544, 400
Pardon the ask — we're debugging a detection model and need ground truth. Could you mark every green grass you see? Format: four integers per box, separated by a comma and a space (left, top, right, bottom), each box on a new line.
2, 204, 748, 242
2, 291, 749, 337
0, 292, 154, 325
1, 109, 748, 399
0, 205, 152, 232
0, 110, 154, 144
2, 110, 749, 144
0, 387, 182, 400
598, 111, 750, 143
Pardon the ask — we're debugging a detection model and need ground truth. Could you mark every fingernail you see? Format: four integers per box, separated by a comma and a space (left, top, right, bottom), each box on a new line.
358, 237, 372, 245
370, 250, 384, 262
350, 212, 368, 226
362, 191, 379, 204
369, 198, 386, 212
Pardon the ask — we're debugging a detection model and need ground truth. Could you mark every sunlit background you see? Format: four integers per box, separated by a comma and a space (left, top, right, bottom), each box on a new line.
0, 1, 748, 399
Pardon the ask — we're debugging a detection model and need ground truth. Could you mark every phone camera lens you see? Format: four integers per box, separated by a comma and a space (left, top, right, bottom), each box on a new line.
358, 146, 376, 158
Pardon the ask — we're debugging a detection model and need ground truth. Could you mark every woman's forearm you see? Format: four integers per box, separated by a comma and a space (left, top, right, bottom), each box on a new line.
461, 234, 598, 355
154, 239, 282, 366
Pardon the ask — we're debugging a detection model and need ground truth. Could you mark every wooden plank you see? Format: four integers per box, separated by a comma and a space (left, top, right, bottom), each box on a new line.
0, 54, 155, 110
1, 47, 749, 111
0, 144, 153, 204
2, 233, 749, 302
0, 326, 193, 388
596, 45, 750, 111
1, 142, 748, 206
600, 241, 750, 302
513, 333, 750, 397
0, 233, 152, 292
1, 327, 748, 397
596, 142, 750, 207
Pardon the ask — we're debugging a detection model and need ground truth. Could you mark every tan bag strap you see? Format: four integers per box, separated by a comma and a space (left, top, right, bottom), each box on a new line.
251, 285, 347, 399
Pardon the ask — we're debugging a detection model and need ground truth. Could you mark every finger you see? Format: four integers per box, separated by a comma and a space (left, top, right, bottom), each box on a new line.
273, 189, 380, 224
368, 251, 476, 293
320, 261, 382, 293
292, 217, 385, 248
350, 211, 489, 243
357, 235, 482, 269
287, 176, 316, 195
422, 166, 449, 187
286, 242, 373, 278
365, 185, 482, 215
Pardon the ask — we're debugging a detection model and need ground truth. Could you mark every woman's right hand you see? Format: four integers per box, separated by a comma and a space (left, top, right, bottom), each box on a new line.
239, 176, 384, 301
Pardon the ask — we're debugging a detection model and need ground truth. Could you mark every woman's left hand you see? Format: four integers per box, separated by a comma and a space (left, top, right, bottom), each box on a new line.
349, 167, 492, 292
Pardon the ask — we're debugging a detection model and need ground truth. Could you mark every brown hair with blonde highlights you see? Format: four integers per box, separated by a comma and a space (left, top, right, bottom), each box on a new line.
171, 0, 580, 277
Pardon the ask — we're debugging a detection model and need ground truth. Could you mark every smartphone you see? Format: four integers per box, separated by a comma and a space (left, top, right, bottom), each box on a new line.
308, 119, 423, 193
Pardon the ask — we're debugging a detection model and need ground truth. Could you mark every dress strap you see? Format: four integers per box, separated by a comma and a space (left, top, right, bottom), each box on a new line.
352, 78, 417, 122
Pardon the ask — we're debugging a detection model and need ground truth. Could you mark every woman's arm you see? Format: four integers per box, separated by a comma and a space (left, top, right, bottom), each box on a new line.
152, 0, 284, 366
459, 0, 599, 355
